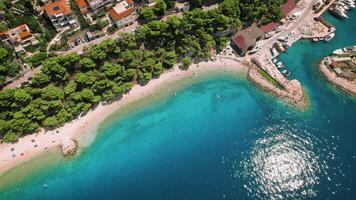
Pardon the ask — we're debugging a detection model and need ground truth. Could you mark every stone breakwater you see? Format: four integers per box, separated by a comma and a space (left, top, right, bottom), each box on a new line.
248, 66, 307, 108
319, 58, 356, 95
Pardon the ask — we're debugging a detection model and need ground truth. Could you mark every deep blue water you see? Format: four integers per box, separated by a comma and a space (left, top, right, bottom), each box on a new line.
0, 11, 356, 200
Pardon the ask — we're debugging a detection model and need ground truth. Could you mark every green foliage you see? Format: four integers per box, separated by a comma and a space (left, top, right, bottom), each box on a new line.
138, 7, 157, 23
164, 0, 176, 9
181, 57, 192, 69
153, 0, 167, 16
25, 52, 48, 67
80, 57, 96, 70
0, 45, 21, 81
0, 0, 287, 141
31, 72, 51, 87
3, 132, 18, 143
238, 0, 285, 23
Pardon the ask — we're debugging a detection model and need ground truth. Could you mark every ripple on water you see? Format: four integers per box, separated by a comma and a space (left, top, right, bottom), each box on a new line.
222, 116, 342, 200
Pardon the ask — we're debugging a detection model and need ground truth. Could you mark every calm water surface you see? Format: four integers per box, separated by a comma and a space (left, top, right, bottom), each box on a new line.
0, 11, 355, 200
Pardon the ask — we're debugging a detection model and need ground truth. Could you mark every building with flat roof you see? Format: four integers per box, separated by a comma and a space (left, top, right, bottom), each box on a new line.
231, 24, 264, 56
108, 0, 136, 29
87, 0, 114, 12
43, 0, 78, 31
0, 24, 38, 48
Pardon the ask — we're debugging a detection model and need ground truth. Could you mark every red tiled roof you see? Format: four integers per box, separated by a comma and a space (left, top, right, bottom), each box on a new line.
282, 0, 297, 16
109, 7, 135, 21
331, 60, 338, 68
126, 0, 133, 4
0, 24, 32, 41
75, 0, 88, 8
233, 35, 247, 50
43, 0, 72, 16
0, 31, 8, 40
260, 21, 281, 33
231, 24, 264, 54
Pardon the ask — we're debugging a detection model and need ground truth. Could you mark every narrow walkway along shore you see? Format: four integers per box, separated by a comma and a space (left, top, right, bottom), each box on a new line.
0, 58, 246, 176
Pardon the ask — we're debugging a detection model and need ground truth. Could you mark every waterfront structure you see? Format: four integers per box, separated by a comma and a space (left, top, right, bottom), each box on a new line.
108, 0, 137, 29
0, 24, 38, 52
231, 24, 264, 56
43, 0, 78, 31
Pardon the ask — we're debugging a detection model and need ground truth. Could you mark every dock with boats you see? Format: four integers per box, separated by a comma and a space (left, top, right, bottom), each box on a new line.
329, 0, 355, 19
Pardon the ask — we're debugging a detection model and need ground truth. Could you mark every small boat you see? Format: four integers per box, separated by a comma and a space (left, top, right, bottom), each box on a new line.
333, 45, 356, 54
313, 38, 319, 42
329, 6, 349, 19
272, 58, 277, 63
249, 45, 261, 54
276, 62, 285, 69
271, 47, 278, 57
324, 32, 335, 42
319, 37, 325, 41
283, 43, 291, 48
281, 70, 291, 77
265, 32, 273, 39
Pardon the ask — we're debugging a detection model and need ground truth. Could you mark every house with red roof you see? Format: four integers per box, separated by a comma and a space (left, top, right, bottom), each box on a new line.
43, 0, 78, 31
282, 0, 297, 16
231, 23, 264, 56
108, 0, 137, 29
259, 21, 281, 34
75, 0, 91, 14
0, 24, 38, 48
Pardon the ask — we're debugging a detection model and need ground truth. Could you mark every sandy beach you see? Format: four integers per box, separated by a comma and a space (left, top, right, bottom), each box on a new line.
0, 57, 246, 176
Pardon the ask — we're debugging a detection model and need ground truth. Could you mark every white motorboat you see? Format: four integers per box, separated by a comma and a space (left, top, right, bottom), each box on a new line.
276, 62, 285, 69
329, 6, 349, 19
324, 32, 335, 42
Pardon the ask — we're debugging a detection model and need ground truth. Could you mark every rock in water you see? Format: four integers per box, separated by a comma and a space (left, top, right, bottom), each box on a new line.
61, 138, 77, 156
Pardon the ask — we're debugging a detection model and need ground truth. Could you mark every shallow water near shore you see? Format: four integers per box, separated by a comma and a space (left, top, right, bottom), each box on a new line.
1, 11, 356, 200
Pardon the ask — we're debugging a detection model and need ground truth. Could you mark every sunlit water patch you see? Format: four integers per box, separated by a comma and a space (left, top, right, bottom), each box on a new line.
222, 116, 343, 200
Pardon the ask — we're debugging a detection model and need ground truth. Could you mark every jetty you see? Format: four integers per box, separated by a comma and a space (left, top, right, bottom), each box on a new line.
239, 0, 341, 107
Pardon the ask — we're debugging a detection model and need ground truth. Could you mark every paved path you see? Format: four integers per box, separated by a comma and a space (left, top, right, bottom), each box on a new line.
46, 27, 71, 52
63, 22, 139, 55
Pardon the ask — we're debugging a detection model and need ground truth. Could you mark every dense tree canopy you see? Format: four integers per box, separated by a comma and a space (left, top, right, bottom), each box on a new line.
0, 0, 287, 142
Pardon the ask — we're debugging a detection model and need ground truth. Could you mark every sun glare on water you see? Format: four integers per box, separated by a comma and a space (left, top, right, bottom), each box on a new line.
222, 117, 343, 200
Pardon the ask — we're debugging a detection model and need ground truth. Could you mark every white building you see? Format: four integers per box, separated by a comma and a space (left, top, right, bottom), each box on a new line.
108, 0, 137, 29
0, 24, 38, 47
43, 0, 78, 31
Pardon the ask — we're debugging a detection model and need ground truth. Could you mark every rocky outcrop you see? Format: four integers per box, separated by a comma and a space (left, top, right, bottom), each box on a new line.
319, 59, 356, 95
61, 138, 77, 156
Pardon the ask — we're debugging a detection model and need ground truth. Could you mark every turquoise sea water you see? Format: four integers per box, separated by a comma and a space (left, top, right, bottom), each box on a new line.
0, 11, 356, 200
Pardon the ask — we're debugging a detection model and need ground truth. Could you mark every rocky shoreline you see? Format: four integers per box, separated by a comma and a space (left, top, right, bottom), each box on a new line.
319, 58, 356, 95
